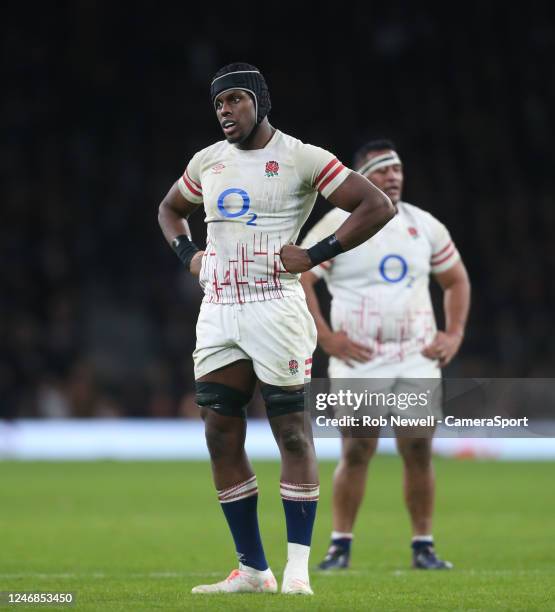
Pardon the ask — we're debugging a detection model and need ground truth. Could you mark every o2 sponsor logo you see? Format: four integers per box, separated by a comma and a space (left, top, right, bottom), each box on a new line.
217, 188, 257, 226
379, 254, 408, 283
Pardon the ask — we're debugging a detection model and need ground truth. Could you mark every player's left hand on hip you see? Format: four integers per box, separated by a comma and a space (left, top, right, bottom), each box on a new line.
279, 245, 312, 273
421, 331, 462, 367
189, 251, 205, 277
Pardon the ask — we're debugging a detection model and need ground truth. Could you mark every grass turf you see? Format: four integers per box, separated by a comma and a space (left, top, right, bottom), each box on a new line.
0, 458, 554, 611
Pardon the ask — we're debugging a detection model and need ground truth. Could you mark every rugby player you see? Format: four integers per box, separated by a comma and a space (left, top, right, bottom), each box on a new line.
301, 139, 470, 571
158, 65, 395, 594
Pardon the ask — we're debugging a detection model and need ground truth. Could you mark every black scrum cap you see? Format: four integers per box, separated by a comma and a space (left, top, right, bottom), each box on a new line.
210, 64, 271, 124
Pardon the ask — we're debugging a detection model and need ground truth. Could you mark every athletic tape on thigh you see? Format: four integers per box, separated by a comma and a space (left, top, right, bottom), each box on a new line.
261, 384, 306, 417
195, 381, 251, 417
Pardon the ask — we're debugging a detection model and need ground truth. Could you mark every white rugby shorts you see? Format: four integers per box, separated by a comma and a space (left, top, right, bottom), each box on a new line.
329, 351, 442, 419
194, 295, 317, 387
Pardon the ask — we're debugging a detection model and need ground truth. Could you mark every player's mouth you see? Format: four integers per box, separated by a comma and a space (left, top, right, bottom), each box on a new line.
222, 120, 238, 136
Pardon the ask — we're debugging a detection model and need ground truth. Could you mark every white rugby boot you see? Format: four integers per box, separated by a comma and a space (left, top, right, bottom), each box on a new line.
281, 564, 314, 595
281, 575, 314, 595
191, 565, 277, 594
281, 542, 314, 595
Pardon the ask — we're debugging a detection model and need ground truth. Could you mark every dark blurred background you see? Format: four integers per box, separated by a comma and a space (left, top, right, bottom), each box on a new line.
2, 3, 554, 418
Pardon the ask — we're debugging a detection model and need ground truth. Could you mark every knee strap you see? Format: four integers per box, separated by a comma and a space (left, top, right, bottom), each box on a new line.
261, 384, 306, 418
195, 382, 251, 418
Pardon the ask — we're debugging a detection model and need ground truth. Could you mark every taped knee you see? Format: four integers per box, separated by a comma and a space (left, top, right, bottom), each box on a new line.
261, 384, 306, 418
195, 382, 251, 418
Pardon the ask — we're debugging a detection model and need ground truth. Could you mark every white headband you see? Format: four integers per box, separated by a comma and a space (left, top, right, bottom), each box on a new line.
357, 152, 402, 177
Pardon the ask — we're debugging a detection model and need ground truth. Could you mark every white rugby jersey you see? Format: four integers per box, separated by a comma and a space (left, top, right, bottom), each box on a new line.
178, 130, 350, 304
301, 202, 460, 363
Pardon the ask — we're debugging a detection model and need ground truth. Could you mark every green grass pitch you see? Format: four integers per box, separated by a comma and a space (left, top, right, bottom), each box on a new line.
1, 457, 554, 611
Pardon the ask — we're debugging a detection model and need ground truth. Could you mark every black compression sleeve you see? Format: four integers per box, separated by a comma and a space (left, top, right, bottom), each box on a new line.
306, 233, 344, 267
171, 234, 201, 270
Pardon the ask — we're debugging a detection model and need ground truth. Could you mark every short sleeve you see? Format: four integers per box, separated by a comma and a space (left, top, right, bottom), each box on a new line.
177, 151, 204, 204
427, 214, 460, 274
297, 144, 351, 199
300, 208, 346, 279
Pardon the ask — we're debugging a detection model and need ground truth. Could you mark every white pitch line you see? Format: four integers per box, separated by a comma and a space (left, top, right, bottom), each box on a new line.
1, 568, 552, 580
391, 568, 552, 577
0, 571, 223, 579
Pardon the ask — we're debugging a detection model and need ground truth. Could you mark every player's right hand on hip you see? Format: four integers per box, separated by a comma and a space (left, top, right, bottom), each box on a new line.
319, 330, 373, 366
189, 251, 204, 277
279, 245, 312, 273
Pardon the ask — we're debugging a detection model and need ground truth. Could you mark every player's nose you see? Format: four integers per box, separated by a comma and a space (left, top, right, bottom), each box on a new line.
219, 101, 232, 116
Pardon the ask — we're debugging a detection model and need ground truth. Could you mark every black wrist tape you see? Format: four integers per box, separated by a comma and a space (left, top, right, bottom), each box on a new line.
306, 233, 344, 266
171, 234, 201, 270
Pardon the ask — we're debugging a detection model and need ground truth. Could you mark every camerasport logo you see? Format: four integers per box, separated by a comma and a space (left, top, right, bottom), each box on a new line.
288, 359, 299, 375
265, 160, 279, 177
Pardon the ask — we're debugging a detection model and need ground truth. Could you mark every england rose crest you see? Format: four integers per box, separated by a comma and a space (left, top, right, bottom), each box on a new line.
288, 359, 299, 375
265, 160, 279, 177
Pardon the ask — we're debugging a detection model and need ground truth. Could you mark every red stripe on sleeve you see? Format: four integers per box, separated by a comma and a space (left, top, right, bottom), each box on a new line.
318, 164, 345, 193
185, 168, 202, 190
314, 158, 339, 188
183, 174, 202, 197
431, 241, 452, 260
432, 247, 456, 266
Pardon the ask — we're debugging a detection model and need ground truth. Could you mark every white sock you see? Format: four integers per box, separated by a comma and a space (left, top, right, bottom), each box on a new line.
331, 531, 353, 540
285, 542, 310, 581
412, 534, 434, 543
239, 563, 273, 578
